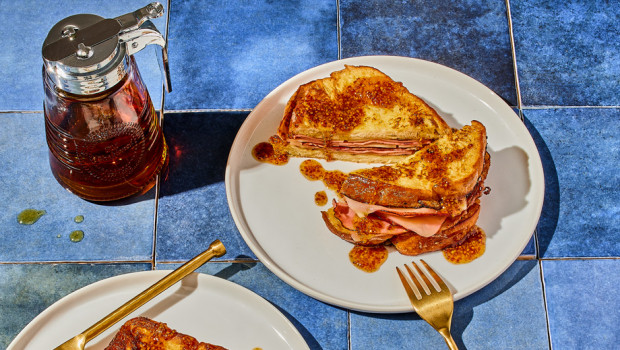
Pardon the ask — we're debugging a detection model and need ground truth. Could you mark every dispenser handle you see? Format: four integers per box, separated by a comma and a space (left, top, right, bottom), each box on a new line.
115, 2, 165, 32
116, 2, 172, 92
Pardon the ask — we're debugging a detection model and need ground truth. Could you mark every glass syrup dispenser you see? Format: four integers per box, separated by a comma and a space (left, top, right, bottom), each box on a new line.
42, 3, 171, 201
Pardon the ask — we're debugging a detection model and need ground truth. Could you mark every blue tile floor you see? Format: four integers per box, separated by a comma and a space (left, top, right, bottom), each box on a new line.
351, 261, 548, 349
543, 259, 620, 349
340, 0, 518, 106
165, 0, 338, 110
0, 114, 156, 263
511, 0, 620, 106
157, 112, 253, 261
1, 0, 619, 349
525, 108, 620, 258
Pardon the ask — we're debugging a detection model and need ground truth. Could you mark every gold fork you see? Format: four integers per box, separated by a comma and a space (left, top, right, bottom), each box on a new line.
396, 260, 458, 350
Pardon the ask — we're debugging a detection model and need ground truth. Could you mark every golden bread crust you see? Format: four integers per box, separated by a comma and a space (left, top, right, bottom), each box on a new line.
104, 317, 227, 350
341, 121, 487, 209
277, 65, 451, 162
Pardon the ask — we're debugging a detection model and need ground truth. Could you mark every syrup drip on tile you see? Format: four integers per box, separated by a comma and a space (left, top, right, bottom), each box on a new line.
349, 245, 388, 272
70, 230, 84, 242
442, 226, 486, 264
17, 209, 47, 225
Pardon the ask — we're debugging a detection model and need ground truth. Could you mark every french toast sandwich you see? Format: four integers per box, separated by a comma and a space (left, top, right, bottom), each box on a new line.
104, 317, 227, 350
322, 121, 490, 255
277, 65, 452, 163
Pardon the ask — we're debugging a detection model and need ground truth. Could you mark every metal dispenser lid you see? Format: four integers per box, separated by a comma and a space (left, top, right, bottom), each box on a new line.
42, 2, 171, 95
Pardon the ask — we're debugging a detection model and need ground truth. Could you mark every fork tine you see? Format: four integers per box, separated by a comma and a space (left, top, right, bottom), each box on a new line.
397, 261, 459, 350
404, 263, 430, 296
411, 261, 438, 293
396, 267, 421, 302
420, 259, 448, 291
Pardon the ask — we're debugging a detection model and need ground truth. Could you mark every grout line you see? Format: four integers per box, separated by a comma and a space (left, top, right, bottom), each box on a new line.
517, 105, 525, 122
0, 258, 260, 266
347, 310, 352, 350
3, 256, 617, 266
150, 0, 173, 271
0, 110, 43, 114
516, 255, 537, 260
163, 108, 253, 113
538, 256, 620, 261
521, 105, 620, 109
534, 229, 542, 260
505, 0, 523, 111
0, 260, 153, 265
337, 0, 342, 60
152, 173, 161, 270
150, 258, 260, 265
538, 260, 554, 350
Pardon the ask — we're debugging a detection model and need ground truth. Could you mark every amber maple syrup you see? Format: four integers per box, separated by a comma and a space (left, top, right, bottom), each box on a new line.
44, 58, 168, 201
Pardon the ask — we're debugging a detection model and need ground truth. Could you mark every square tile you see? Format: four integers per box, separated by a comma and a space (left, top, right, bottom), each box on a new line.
157, 112, 253, 261
0, 263, 150, 349
543, 259, 620, 349
524, 108, 620, 257
0, 113, 156, 262
165, 0, 338, 110
0, 0, 166, 111
350, 260, 548, 349
511, 0, 619, 106
160, 262, 349, 350
340, 0, 517, 106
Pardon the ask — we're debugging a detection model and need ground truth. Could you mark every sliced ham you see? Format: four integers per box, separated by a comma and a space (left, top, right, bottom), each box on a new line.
332, 198, 447, 238
344, 197, 441, 217
332, 200, 407, 235
287, 136, 424, 155
290, 135, 423, 148
376, 212, 447, 237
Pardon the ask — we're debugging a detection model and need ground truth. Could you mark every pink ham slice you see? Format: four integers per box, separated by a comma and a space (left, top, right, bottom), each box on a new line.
333, 198, 447, 238
288, 136, 423, 155
375, 213, 447, 237
344, 197, 440, 217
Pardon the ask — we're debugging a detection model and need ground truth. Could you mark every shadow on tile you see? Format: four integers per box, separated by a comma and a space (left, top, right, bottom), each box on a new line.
83, 185, 157, 206
270, 304, 324, 350
212, 256, 257, 280
523, 116, 560, 258
160, 112, 247, 198
187, 261, 347, 350
350, 260, 544, 349
450, 260, 540, 348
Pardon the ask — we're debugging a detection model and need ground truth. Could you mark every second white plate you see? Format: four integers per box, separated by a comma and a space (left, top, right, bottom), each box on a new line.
225, 56, 544, 313
9, 271, 309, 349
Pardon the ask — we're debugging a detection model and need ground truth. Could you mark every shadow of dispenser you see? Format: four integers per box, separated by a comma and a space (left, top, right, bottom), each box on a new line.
41, 2, 172, 201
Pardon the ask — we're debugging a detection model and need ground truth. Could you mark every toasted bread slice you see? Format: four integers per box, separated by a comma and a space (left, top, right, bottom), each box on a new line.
340, 121, 487, 211
104, 317, 227, 350
277, 65, 451, 163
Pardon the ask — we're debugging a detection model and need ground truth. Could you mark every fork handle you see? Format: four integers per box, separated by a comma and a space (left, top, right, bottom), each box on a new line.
81, 240, 225, 343
438, 328, 458, 350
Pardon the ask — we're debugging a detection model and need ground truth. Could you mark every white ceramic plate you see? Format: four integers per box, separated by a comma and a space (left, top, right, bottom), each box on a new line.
225, 56, 544, 313
9, 271, 309, 349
